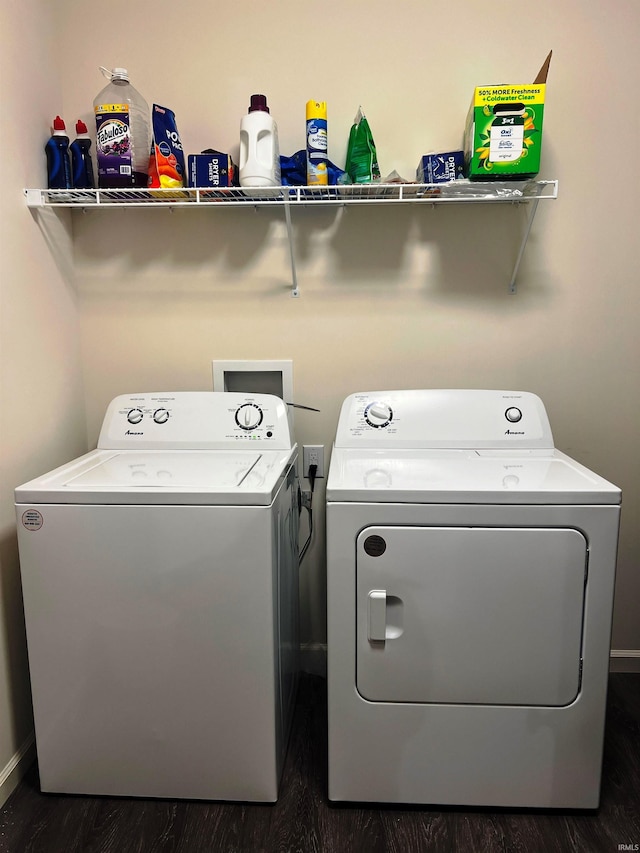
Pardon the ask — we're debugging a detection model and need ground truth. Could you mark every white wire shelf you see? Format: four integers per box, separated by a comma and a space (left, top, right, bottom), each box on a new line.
25, 180, 558, 209
24, 179, 558, 296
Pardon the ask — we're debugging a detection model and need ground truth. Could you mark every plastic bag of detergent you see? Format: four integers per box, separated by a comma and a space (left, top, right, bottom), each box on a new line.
345, 107, 380, 184
148, 104, 186, 189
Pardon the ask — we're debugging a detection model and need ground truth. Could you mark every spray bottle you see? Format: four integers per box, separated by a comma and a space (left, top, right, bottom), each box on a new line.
306, 101, 328, 186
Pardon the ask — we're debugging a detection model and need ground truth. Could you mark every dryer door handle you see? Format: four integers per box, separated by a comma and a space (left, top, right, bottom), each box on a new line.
367, 590, 404, 643
368, 590, 387, 642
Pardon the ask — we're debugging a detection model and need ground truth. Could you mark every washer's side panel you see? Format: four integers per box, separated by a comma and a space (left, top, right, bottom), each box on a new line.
273, 463, 300, 782
327, 502, 620, 808
17, 503, 279, 802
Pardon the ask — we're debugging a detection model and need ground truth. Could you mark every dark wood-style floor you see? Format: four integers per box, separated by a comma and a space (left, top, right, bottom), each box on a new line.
1, 673, 639, 853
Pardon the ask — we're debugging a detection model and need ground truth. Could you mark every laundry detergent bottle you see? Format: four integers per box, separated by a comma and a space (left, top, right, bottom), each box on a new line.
239, 94, 281, 188
93, 67, 151, 188
45, 115, 72, 190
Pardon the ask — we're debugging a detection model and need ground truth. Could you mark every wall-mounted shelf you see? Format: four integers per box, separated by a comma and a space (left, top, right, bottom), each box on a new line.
25, 179, 558, 295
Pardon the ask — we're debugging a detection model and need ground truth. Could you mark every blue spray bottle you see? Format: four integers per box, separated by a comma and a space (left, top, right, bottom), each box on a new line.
45, 116, 72, 190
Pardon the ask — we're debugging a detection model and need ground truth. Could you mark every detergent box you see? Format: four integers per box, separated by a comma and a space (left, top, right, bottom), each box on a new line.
464, 51, 551, 180
187, 152, 238, 188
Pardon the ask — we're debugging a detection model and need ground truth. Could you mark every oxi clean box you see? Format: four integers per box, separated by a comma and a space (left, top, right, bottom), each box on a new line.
464, 52, 551, 180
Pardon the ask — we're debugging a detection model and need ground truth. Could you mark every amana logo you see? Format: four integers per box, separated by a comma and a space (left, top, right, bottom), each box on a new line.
125, 430, 144, 436
504, 429, 525, 435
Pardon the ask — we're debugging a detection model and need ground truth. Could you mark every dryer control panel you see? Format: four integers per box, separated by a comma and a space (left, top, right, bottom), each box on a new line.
334, 390, 554, 450
98, 392, 292, 450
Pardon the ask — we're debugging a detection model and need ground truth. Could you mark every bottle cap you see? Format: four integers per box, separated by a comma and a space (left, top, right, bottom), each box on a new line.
53, 115, 66, 131
111, 67, 130, 82
75, 120, 88, 135
306, 101, 327, 121
249, 94, 269, 114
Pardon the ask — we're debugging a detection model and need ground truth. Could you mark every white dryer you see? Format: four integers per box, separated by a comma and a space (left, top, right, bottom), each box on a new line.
326, 389, 621, 808
15, 392, 299, 802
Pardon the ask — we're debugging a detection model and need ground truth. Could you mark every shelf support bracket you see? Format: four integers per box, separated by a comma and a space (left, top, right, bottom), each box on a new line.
283, 199, 300, 298
509, 197, 540, 294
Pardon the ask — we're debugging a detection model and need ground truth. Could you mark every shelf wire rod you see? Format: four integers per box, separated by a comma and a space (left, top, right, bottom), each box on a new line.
283, 199, 300, 297
508, 198, 540, 295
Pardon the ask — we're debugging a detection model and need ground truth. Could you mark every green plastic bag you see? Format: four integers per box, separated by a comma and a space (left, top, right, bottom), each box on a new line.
345, 107, 380, 184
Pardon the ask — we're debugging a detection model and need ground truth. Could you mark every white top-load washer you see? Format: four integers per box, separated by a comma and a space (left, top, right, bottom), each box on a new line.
15, 392, 299, 802
326, 389, 621, 808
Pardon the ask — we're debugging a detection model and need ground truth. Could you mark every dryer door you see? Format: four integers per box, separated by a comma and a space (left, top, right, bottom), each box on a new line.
356, 526, 587, 707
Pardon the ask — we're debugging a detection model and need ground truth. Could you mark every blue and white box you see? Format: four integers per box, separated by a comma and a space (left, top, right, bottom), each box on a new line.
188, 153, 237, 188
417, 151, 465, 183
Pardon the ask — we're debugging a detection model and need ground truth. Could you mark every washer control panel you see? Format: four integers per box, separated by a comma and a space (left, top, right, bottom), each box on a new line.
335, 390, 554, 450
98, 392, 292, 450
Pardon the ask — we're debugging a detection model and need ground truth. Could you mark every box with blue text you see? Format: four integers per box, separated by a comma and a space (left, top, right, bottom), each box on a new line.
417, 151, 465, 183
187, 153, 237, 188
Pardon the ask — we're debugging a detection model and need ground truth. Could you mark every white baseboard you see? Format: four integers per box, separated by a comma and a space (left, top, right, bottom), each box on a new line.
610, 649, 640, 673
300, 642, 327, 677
0, 733, 36, 809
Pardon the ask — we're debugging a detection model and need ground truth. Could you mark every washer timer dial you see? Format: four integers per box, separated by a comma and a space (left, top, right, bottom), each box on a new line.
235, 403, 264, 431
364, 402, 393, 429
127, 408, 144, 425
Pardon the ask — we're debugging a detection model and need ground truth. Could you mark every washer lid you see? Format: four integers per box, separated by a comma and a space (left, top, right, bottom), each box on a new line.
15, 448, 296, 506
326, 448, 621, 505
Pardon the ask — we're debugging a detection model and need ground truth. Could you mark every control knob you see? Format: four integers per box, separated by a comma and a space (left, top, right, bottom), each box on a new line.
364, 402, 393, 429
127, 408, 143, 425
153, 408, 170, 424
505, 407, 523, 423
235, 403, 263, 431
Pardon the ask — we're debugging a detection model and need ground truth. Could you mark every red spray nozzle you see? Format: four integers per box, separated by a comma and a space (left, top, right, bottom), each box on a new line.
75, 120, 89, 134
53, 115, 66, 131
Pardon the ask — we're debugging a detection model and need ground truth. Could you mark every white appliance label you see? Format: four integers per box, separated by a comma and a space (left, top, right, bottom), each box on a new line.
22, 509, 43, 531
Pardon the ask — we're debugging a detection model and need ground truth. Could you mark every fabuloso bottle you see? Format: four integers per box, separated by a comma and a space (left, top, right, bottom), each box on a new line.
45, 116, 72, 190
70, 120, 95, 189
93, 67, 151, 188
239, 94, 281, 188
306, 101, 328, 186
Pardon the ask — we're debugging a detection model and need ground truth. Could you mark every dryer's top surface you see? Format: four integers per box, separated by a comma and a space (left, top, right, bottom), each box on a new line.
328, 391, 620, 504
15, 392, 296, 506
326, 447, 620, 504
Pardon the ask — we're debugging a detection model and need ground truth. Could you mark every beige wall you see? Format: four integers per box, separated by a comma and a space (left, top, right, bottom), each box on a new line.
1, 0, 639, 804
0, 0, 87, 805
60, 0, 640, 655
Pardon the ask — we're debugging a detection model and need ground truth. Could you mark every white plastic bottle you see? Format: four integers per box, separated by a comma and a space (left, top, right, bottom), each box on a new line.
93, 67, 151, 188
239, 94, 281, 188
